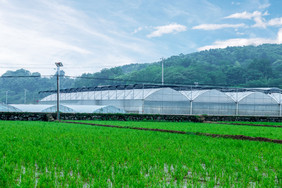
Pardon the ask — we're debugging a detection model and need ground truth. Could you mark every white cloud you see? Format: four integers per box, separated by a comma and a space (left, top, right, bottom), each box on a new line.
231, 2, 241, 6
147, 23, 187, 38
224, 11, 282, 28
225, 11, 262, 19
192, 23, 246, 30
225, 11, 269, 28
236, 31, 245, 35
259, 3, 271, 9
253, 16, 267, 28
198, 29, 282, 51
0, 0, 160, 76
268, 17, 282, 26
133, 26, 143, 34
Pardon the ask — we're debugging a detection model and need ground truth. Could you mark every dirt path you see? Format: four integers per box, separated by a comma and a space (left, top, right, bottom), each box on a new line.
62, 121, 282, 144
204, 121, 282, 128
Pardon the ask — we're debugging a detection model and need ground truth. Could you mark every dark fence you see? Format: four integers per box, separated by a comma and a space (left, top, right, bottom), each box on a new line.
0, 112, 282, 122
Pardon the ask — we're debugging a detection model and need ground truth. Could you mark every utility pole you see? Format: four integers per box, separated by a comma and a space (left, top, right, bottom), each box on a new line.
279, 89, 282, 116
55, 62, 63, 121
5, 91, 8, 104
161, 58, 164, 85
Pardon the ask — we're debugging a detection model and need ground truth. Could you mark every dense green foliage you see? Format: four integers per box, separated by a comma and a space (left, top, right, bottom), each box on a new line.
1, 44, 282, 103
115, 44, 282, 87
0, 69, 73, 104
0, 121, 281, 187
68, 44, 282, 88
73, 44, 282, 87
74, 120, 282, 140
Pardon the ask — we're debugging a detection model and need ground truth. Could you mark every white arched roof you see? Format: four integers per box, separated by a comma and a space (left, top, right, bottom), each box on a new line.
9, 104, 53, 112
239, 92, 278, 104
193, 89, 234, 103
268, 93, 282, 104
179, 90, 210, 101
145, 88, 188, 101
42, 105, 76, 113
224, 92, 254, 102
40, 88, 161, 101
180, 90, 234, 103
61, 104, 125, 113
0, 104, 22, 112
41, 104, 126, 113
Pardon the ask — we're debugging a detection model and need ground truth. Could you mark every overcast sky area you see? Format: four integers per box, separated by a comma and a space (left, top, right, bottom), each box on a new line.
0, 0, 282, 76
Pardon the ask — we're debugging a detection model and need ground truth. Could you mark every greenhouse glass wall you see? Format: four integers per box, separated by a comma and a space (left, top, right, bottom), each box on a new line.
39, 84, 282, 116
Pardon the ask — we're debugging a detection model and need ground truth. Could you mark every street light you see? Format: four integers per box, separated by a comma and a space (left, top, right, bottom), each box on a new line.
160, 58, 164, 85
5, 91, 8, 104
55, 62, 63, 121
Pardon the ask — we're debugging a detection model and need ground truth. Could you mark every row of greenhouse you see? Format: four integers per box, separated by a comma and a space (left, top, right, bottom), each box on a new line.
0, 104, 125, 114
1, 85, 281, 116
38, 86, 282, 116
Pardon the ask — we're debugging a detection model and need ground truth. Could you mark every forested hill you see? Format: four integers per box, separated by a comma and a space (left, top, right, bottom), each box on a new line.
1, 44, 282, 104
75, 44, 282, 87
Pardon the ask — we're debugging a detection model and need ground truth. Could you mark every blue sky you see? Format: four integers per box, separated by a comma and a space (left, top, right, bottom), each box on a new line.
0, 0, 281, 76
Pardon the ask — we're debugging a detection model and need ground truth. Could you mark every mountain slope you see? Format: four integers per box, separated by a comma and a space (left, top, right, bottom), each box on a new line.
75, 44, 282, 87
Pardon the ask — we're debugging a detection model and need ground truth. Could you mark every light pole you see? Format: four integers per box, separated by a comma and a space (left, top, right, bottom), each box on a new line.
55, 62, 63, 121
5, 91, 8, 104
160, 58, 164, 85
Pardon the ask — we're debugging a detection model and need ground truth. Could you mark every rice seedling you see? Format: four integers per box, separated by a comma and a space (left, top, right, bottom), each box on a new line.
0, 121, 281, 187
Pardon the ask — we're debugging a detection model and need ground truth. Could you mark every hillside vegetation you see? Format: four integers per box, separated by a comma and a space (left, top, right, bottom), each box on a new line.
75, 44, 282, 87
1, 44, 282, 104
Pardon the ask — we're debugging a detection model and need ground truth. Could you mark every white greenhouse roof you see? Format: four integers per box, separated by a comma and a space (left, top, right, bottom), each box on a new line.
7, 104, 125, 113
39, 104, 125, 113
9, 104, 53, 112
42, 105, 76, 113
224, 92, 254, 102
179, 90, 212, 101
0, 104, 21, 112
269, 93, 282, 104
40, 87, 282, 105
61, 105, 125, 113
40, 88, 162, 101
145, 88, 188, 101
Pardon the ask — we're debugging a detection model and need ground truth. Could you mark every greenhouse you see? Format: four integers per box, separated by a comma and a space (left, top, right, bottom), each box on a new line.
39, 84, 282, 116
42, 105, 125, 114
4, 104, 125, 114
40, 86, 190, 114
238, 92, 279, 116
9, 104, 53, 112
180, 89, 235, 115
143, 88, 189, 114
0, 103, 21, 112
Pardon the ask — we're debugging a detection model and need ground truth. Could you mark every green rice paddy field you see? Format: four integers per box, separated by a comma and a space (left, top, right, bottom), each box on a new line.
0, 120, 281, 187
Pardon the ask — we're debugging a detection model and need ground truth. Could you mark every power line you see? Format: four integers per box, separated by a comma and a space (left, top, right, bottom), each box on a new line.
1, 75, 42, 78
0, 74, 213, 86
1, 75, 282, 88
